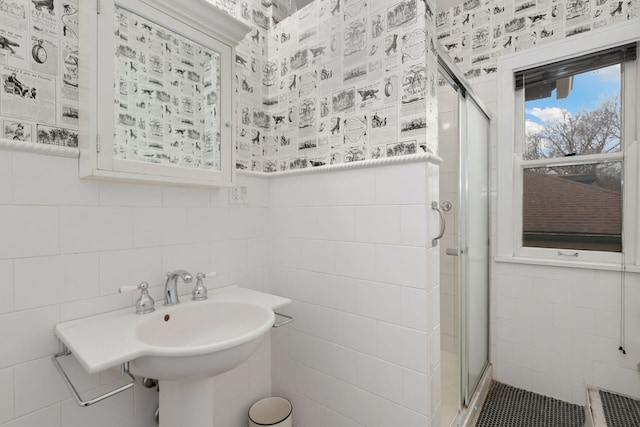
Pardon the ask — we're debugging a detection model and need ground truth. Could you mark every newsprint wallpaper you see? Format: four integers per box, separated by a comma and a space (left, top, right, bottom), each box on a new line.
0, 0, 79, 147
0, 0, 439, 173
233, 0, 440, 172
0, 0, 275, 152
436, 0, 640, 81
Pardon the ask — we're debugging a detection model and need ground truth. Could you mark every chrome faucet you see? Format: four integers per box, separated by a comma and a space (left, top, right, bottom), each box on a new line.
164, 270, 193, 305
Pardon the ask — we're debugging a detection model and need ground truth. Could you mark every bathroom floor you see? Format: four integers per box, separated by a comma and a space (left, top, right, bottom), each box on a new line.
474, 382, 584, 427
599, 389, 640, 427
441, 351, 460, 427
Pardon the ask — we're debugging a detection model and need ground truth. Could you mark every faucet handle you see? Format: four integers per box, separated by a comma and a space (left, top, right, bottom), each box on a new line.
135, 282, 155, 314
118, 285, 139, 293
192, 272, 217, 301
199, 271, 218, 278
119, 282, 155, 314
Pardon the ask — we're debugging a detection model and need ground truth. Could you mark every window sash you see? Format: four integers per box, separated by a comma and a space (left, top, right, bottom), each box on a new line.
521, 161, 623, 252
513, 77, 627, 264
497, 21, 640, 268
520, 151, 624, 169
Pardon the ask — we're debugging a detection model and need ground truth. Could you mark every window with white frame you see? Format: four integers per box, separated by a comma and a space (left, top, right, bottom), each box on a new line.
497, 24, 639, 266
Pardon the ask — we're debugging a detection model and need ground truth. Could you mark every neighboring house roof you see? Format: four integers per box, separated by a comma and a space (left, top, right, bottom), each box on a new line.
523, 171, 621, 235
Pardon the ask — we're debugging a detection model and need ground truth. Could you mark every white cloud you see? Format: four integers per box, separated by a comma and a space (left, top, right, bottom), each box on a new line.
526, 107, 570, 123
525, 119, 544, 135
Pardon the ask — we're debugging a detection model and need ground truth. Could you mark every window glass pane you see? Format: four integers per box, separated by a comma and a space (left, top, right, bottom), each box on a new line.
522, 162, 622, 252
524, 64, 621, 161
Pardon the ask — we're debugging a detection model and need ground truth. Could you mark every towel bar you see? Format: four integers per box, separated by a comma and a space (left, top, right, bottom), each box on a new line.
52, 344, 135, 407
273, 312, 294, 327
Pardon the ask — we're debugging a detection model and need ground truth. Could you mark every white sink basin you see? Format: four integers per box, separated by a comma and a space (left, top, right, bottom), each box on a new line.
129, 300, 274, 380
55, 286, 289, 378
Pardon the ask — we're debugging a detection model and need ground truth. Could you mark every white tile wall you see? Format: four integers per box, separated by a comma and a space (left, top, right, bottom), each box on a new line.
402, 368, 429, 415
401, 287, 429, 331
333, 169, 376, 206
132, 207, 188, 248
300, 240, 336, 274
60, 384, 134, 427
354, 206, 401, 245
355, 280, 403, 324
400, 205, 427, 247
59, 207, 132, 253
162, 242, 212, 276
374, 245, 427, 289
334, 311, 379, 356
60, 293, 133, 323
355, 353, 403, 403
0, 368, 14, 424
0, 206, 60, 259
0, 261, 14, 315
336, 382, 379, 427
321, 408, 361, 427
1, 406, 61, 427
334, 242, 376, 281
317, 207, 354, 241
0, 151, 13, 204
376, 322, 428, 373
0, 306, 60, 369
247, 238, 270, 268
303, 367, 340, 409
187, 208, 219, 242
0, 150, 439, 427
99, 248, 163, 293
14, 357, 72, 417
99, 182, 162, 207
376, 398, 428, 427
111, 412, 156, 427
0, 150, 271, 427
14, 254, 100, 310
12, 154, 99, 206
268, 163, 437, 427
374, 164, 427, 206
212, 239, 248, 274
161, 186, 211, 208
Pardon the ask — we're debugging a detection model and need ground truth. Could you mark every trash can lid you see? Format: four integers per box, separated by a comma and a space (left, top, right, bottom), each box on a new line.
249, 397, 292, 425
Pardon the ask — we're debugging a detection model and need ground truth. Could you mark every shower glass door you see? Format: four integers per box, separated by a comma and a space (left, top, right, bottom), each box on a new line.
459, 96, 490, 404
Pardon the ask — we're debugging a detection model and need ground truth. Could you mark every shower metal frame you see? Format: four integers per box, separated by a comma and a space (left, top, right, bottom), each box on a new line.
437, 46, 492, 413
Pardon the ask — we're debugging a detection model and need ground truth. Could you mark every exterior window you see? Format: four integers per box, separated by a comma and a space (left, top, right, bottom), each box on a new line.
497, 24, 640, 266
521, 64, 623, 252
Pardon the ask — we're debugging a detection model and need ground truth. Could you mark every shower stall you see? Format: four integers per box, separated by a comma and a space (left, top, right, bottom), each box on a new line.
437, 50, 491, 427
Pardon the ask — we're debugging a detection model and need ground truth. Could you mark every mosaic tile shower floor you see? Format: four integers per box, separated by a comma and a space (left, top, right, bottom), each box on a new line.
599, 389, 640, 427
474, 382, 584, 427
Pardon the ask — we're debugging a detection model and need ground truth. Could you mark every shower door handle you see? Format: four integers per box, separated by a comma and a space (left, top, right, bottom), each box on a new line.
431, 201, 446, 247
446, 248, 460, 256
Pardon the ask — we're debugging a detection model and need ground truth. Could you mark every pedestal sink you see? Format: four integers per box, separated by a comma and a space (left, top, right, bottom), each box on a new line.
130, 300, 273, 380
55, 286, 290, 427
133, 300, 273, 426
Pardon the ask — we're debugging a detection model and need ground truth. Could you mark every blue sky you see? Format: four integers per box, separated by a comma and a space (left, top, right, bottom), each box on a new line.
525, 64, 620, 134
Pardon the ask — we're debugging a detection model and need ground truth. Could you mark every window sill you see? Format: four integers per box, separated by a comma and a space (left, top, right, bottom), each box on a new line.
494, 255, 636, 272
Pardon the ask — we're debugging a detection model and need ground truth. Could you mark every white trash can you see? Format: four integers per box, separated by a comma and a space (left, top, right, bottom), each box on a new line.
249, 397, 292, 427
